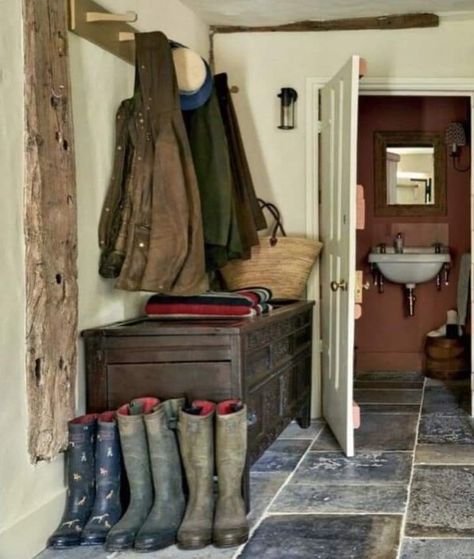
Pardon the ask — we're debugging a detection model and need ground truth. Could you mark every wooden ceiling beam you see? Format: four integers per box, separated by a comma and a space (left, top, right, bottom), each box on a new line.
211, 13, 439, 33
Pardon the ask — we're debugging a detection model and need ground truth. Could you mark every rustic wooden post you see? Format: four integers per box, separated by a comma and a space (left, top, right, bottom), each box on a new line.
23, 0, 78, 462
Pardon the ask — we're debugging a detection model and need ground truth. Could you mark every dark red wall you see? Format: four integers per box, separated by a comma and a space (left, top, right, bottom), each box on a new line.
356, 96, 470, 371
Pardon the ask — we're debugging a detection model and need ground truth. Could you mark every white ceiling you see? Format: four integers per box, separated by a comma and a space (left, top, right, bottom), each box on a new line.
180, 0, 474, 26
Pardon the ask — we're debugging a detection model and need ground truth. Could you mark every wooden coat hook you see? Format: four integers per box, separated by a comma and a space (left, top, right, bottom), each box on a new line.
69, 0, 138, 64
86, 10, 137, 23
119, 32, 135, 42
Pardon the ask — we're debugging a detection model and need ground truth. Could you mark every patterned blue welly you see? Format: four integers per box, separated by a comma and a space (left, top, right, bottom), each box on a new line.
81, 411, 123, 545
47, 414, 97, 548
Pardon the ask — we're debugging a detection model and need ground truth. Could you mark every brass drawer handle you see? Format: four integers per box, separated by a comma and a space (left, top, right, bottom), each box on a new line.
330, 279, 348, 292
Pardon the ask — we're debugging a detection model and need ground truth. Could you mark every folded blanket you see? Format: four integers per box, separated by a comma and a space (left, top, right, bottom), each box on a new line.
146, 288, 273, 318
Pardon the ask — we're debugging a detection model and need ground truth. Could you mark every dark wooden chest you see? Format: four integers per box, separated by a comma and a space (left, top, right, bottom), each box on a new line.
82, 301, 314, 505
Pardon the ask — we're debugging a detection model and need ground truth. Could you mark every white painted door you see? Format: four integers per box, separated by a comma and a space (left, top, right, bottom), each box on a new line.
320, 56, 364, 456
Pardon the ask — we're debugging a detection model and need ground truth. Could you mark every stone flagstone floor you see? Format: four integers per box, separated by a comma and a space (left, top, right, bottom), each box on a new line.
37, 372, 474, 559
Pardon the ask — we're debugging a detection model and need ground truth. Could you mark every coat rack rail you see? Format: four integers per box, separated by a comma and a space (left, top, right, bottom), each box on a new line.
69, 0, 137, 65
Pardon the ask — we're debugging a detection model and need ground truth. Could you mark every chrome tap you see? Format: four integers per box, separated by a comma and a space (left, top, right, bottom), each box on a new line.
394, 232, 404, 254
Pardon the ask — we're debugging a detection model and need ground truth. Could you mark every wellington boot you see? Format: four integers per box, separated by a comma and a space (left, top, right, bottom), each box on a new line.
81, 411, 122, 546
134, 398, 186, 551
177, 400, 216, 549
105, 398, 158, 551
213, 400, 249, 548
48, 414, 98, 549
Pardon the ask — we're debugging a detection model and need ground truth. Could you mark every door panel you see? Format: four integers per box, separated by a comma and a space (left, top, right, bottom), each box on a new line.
320, 56, 363, 456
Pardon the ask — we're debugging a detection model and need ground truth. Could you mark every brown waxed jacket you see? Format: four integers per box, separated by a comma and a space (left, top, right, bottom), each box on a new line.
98, 32, 207, 294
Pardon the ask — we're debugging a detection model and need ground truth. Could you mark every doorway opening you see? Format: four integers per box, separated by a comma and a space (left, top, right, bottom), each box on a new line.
355, 94, 472, 379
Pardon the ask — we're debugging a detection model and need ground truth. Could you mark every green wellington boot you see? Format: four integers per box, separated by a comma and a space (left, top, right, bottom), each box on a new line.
134, 398, 186, 551
177, 400, 216, 549
213, 400, 249, 548
105, 397, 158, 551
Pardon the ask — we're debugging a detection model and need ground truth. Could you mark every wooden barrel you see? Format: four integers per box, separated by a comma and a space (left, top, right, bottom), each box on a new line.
424, 336, 470, 380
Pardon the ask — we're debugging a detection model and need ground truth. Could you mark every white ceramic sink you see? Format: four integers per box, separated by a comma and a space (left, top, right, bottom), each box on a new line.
368, 246, 450, 286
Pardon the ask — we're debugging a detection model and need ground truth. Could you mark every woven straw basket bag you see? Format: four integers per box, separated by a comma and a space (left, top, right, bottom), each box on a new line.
220, 200, 323, 299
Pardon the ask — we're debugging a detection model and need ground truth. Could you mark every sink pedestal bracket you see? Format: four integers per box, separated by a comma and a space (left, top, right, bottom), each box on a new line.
405, 283, 416, 316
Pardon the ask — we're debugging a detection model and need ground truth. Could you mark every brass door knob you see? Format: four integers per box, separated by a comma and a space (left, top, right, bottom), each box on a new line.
330, 279, 348, 292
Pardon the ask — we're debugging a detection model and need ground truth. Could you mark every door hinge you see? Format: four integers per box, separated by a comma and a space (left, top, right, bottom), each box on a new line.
316, 120, 323, 134
318, 339, 324, 353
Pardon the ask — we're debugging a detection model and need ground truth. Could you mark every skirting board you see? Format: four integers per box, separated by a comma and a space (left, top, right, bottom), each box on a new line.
0, 489, 65, 559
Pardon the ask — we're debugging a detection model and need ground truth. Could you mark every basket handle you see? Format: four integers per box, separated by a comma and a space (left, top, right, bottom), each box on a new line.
258, 198, 287, 246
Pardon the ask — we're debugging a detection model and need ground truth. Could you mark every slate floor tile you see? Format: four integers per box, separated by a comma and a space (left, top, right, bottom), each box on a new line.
418, 414, 474, 445
239, 515, 402, 559
400, 538, 474, 559
406, 466, 474, 537
312, 414, 418, 451
359, 404, 420, 415
252, 439, 310, 473
278, 419, 325, 440
292, 451, 412, 485
415, 443, 474, 465
422, 386, 470, 416
354, 389, 422, 405
248, 473, 288, 527
355, 413, 418, 450
270, 483, 407, 514
309, 425, 341, 450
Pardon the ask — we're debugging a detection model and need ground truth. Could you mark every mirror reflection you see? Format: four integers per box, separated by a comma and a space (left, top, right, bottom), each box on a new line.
386, 146, 435, 206
374, 131, 446, 217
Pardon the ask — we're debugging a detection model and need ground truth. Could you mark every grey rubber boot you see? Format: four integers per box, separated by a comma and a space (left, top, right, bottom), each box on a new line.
177, 400, 216, 549
213, 400, 249, 548
105, 398, 158, 551
134, 398, 186, 551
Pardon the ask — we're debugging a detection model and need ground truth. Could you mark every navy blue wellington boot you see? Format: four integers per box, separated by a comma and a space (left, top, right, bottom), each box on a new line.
81, 411, 122, 546
47, 414, 98, 548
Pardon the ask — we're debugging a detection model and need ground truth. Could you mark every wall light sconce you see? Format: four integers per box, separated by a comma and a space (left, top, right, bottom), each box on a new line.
444, 121, 470, 172
277, 87, 298, 130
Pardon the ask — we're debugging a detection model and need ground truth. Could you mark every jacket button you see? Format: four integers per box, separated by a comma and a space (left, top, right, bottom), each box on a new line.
138, 242, 145, 248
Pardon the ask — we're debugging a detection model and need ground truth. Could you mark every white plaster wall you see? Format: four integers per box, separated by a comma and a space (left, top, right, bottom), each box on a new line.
214, 19, 474, 237
0, 2, 208, 558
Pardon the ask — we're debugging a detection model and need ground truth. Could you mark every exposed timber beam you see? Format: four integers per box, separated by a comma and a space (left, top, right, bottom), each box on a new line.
23, 0, 79, 462
211, 13, 439, 33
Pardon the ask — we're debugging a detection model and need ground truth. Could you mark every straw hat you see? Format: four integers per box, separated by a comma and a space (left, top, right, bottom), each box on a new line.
170, 43, 213, 111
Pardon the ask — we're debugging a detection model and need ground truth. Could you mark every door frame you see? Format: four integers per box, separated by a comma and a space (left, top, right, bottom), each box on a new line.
306, 76, 474, 418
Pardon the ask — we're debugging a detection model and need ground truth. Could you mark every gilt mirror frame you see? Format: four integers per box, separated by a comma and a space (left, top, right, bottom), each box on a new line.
374, 131, 447, 217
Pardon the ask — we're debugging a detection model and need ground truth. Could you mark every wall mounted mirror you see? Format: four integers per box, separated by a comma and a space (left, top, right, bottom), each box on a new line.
374, 131, 447, 216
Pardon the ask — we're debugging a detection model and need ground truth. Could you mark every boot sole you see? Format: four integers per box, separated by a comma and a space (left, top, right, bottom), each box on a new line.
177, 537, 212, 550
104, 543, 134, 552
213, 531, 249, 548
134, 538, 176, 552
